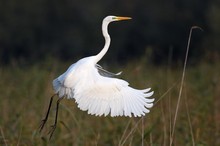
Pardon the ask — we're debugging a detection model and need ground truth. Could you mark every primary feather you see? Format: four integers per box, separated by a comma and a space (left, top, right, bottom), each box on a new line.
52, 16, 154, 117
96, 64, 122, 77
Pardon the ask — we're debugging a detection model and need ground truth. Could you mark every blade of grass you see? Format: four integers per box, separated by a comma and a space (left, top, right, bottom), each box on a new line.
118, 119, 132, 146
167, 46, 173, 146
154, 81, 178, 105
160, 100, 167, 146
0, 126, 8, 146
184, 89, 195, 146
16, 126, 22, 146
120, 118, 141, 146
170, 26, 202, 146
141, 117, 144, 146
150, 132, 153, 146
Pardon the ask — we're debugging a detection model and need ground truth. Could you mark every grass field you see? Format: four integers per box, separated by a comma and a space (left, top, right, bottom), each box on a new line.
0, 58, 219, 146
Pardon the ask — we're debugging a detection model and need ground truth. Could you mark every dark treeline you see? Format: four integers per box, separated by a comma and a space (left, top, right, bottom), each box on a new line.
0, 0, 219, 65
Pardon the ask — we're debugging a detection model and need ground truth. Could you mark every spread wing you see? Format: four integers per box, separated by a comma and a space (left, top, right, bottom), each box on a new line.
53, 60, 154, 117
74, 76, 154, 117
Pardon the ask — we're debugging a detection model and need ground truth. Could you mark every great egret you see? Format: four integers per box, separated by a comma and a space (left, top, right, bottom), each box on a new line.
39, 16, 154, 139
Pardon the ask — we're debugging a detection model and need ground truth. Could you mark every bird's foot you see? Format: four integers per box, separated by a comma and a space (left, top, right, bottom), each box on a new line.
38, 119, 47, 133
48, 124, 56, 140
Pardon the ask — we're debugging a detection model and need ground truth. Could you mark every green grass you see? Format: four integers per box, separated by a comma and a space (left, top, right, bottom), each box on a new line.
0, 59, 219, 146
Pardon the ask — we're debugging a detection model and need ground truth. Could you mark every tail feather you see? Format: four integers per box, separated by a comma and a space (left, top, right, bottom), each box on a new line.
53, 78, 74, 98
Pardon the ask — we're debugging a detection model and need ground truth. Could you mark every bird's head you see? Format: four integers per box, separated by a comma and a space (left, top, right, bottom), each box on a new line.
104, 16, 132, 23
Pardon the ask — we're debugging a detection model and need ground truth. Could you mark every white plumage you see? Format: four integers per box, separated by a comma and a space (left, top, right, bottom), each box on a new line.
53, 16, 154, 117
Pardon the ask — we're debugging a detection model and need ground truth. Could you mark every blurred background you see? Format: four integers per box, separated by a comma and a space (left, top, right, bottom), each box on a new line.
0, 0, 220, 145
0, 0, 219, 65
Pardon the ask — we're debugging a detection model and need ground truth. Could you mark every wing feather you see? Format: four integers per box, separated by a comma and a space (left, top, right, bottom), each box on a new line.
96, 64, 122, 77
74, 74, 154, 117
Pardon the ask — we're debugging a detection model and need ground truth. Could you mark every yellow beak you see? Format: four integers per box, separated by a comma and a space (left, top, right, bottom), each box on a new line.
115, 16, 132, 21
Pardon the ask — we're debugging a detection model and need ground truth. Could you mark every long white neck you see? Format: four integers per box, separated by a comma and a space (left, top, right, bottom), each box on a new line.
94, 20, 111, 64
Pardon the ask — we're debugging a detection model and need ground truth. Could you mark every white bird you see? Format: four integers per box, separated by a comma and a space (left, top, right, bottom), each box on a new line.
39, 16, 154, 139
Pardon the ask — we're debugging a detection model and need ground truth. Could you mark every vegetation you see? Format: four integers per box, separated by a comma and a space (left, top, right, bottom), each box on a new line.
0, 0, 219, 145
0, 58, 219, 145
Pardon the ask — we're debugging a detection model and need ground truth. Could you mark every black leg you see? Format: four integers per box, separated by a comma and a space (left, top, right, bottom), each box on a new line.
48, 97, 63, 140
39, 94, 56, 133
